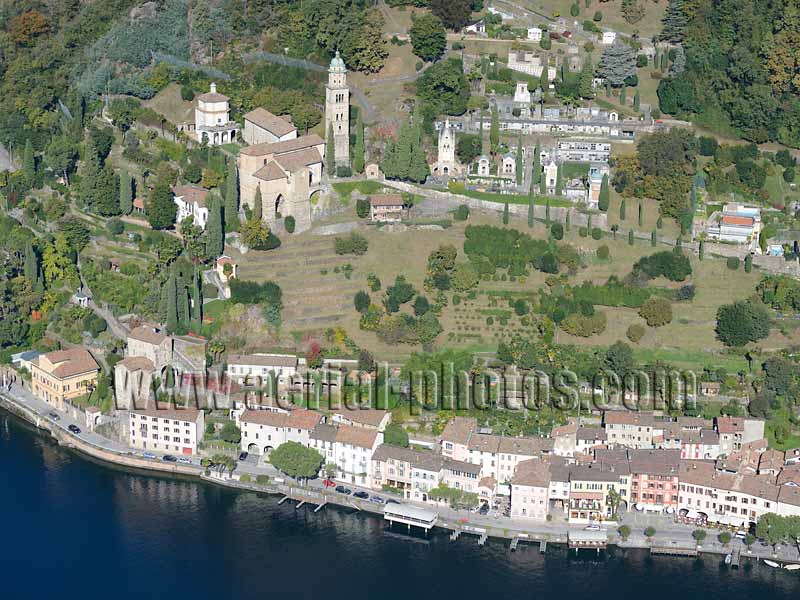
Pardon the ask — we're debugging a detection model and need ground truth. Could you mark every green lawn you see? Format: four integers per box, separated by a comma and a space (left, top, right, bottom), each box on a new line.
332, 180, 387, 201
203, 299, 229, 320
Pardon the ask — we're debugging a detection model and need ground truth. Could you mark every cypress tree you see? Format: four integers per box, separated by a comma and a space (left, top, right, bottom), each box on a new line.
224, 159, 239, 232
656, 216, 663, 229
633, 90, 641, 112
638, 202, 643, 226
699, 239, 705, 260
653, 49, 659, 68
539, 168, 546, 194
605, 80, 611, 97
23, 139, 35, 186
532, 142, 541, 184
24, 240, 37, 281
353, 111, 365, 174
479, 110, 485, 154
166, 272, 178, 332
528, 190, 535, 228
490, 104, 500, 155
191, 268, 202, 331
651, 229, 657, 247
565, 209, 571, 232
253, 186, 263, 221
147, 177, 177, 230
539, 67, 549, 98
579, 57, 594, 99
744, 253, 753, 273
79, 139, 101, 209
503, 202, 509, 225
587, 214, 592, 231
515, 134, 523, 186
660, 52, 668, 72
326, 123, 336, 171
178, 278, 190, 330
205, 192, 224, 258
620, 199, 626, 221
555, 164, 563, 195
619, 86, 627, 107
628, 230, 634, 245
675, 236, 683, 251
119, 169, 133, 215
545, 198, 551, 225
598, 174, 610, 211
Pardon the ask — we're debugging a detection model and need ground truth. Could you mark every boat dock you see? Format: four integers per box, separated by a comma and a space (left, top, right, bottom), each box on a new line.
731, 549, 741, 568
384, 503, 438, 533
651, 546, 698, 557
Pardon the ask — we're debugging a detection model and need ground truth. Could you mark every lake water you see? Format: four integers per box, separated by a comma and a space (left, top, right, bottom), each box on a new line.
2, 409, 799, 600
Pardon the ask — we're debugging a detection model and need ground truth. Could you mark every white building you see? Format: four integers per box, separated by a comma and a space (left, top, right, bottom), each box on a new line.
193, 83, 238, 146
128, 403, 205, 456
601, 31, 617, 45
242, 108, 297, 146
706, 204, 762, 246
557, 140, 611, 163
527, 27, 542, 42
432, 119, 461, 177
239, 408, 323, 456
226, 353, 300, 387
312, 423, 382, 487
173, 185, 210, 230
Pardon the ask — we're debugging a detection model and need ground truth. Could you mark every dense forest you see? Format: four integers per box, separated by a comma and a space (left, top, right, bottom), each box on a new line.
658, 0, 800, 147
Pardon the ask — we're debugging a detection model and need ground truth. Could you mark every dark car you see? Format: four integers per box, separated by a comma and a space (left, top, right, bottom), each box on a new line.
162, 455, 177, 463
68, 424, 81, 434
335, 486, 352, 495
478, 503, 490, 515
48, 412, 60, 421
353, 491, 369, 499
369, 496, 385, 504
385, 499, 401, 505
238, 452, 249, 461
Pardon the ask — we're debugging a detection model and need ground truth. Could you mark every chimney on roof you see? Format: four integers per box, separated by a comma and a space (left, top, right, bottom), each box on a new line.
210, 82, 217, 94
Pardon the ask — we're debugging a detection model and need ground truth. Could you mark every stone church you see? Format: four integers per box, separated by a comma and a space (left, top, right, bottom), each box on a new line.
432, 120, 462, 177
238, 53, 350, 234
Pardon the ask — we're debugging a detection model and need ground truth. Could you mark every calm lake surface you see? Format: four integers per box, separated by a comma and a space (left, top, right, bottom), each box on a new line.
2, 409, 799, 600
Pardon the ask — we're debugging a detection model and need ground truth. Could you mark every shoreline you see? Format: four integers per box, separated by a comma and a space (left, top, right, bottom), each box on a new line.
0, 392, 795, 568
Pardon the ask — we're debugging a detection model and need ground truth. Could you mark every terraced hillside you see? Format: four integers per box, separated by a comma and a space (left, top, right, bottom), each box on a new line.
228, 236, 364, 331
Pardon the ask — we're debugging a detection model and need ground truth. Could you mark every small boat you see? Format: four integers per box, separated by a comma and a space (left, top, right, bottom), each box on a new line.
784, 564, 800, 571
764, 560, 781, 568
724, 553, 733, 565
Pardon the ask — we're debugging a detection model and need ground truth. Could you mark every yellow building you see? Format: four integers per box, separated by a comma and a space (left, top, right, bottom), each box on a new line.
31, 348, 100, 410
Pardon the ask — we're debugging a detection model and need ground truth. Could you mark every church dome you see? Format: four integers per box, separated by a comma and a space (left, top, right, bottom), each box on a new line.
329, 51, 347, 74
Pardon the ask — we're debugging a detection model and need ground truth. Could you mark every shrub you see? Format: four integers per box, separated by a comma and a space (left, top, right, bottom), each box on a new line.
618, 525, 631, 540
180, 84, 195, 101
356, 198, 370, 218
415, 60, 424, 71
783, 167, 795, 183
726, 256, 740, 270
550, 222, 564, 240
718, 531, 732, 545
335, 232, 369, 255
107, 218, 124, 235
644, 526, 656, 538
596, 245, 610, 259
692, 529, 707, 543
578, 226, 588, 237
633, 251, 692, 281
626, 323, 646, 343
539, 37, 551, 50
239, 473, 252, 483
256, 475, 270, 485
639, 297, 673, 327
452, 42, 464, 50
284, 215, 295, 233
454, 204, 470, 221
591, 227, 603, 240
637, 55, 648, 68
593, 10, 602, 21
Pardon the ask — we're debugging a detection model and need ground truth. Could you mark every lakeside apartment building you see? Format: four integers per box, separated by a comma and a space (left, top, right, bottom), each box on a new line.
128, 403, 205, 455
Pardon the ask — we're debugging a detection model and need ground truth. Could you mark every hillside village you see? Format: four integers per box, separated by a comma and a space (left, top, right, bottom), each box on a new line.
1, 0, 800, 551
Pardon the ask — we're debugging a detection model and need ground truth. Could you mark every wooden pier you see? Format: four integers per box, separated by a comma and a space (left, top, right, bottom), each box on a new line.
314, 502, 326, 513
478, 533, 488, 546
510, 537, 519, 551
540, 540, 547, 554
731, 549, 741, 568
278, 496, 289, 505
651, 546, 698, 557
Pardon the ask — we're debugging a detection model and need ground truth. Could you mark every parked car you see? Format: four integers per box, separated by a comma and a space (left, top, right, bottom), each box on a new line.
385, 499, 401, 505
584, 523, 601, 531
68, 424, 81, 434
177, 457, 192, 464
478, 503, 490, 515
238, 452, 249, 461
335, 486, 352, 495
142, 452, 157, 460
323, 479, 336, 488
162, 455, 177, 463
369, 496, 385, 504
48, 412, 60, 421
353, 491, 369, 499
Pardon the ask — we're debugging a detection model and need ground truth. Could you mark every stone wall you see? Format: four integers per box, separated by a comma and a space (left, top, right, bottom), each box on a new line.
387, 181, 608, 230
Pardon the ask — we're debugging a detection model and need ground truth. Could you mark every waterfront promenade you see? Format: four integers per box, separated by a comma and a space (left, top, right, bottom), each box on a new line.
1, 380, 799, 567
